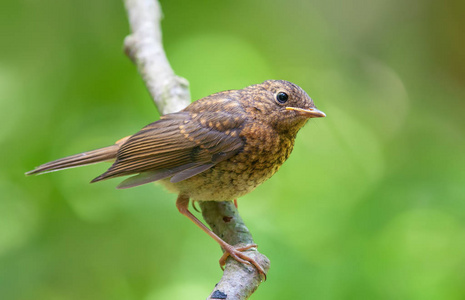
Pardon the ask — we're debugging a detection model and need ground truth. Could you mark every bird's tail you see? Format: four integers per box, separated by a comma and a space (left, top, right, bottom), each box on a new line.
26, 136, 129, 176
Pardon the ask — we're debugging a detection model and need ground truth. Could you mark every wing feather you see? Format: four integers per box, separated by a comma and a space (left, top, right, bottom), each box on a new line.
170, 163, 215, 183
116, 163, 200, 189
92, 109, 245, 186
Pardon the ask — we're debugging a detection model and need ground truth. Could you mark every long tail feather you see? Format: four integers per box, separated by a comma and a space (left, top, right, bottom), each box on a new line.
26, 144, 119, 176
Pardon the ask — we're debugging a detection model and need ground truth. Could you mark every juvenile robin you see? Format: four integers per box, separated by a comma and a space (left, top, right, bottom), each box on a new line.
27, 80, 325, 275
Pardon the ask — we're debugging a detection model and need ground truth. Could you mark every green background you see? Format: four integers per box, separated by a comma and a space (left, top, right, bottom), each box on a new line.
1, 0, 464, 299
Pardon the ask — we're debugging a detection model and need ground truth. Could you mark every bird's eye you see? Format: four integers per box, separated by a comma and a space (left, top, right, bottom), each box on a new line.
276, 92, 288, 103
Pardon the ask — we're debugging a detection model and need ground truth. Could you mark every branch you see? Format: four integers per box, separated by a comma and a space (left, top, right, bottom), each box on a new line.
123, 1, 269, 298
200, 201, 270, 300
123, 0, 190, 115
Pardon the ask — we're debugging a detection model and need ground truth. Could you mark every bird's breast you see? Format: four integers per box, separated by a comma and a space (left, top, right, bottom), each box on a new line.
162, 122, 296, 201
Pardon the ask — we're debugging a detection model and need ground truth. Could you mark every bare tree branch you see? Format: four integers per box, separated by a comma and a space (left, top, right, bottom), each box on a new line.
123, 0, 190, 115
123, 0, 269, 298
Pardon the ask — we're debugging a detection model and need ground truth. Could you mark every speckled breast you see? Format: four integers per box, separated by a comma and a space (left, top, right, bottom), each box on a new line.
161, 122, 296, 201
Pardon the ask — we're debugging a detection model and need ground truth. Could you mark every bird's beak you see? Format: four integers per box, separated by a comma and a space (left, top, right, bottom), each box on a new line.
286, 107, 326, 118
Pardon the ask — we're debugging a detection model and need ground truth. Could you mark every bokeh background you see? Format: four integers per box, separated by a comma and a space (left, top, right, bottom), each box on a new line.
1, 0, 464, 299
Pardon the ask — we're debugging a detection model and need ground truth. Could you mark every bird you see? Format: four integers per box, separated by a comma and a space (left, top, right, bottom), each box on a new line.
26, 80, 325, 276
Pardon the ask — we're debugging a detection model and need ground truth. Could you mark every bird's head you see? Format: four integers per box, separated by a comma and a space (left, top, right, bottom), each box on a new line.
243, 80, 325, 135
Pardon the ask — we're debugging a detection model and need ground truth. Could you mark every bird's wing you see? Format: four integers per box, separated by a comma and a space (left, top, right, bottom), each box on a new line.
91, 111, 245, 188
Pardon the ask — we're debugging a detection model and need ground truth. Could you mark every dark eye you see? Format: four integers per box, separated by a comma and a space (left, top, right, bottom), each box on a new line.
276, 92, 288, 103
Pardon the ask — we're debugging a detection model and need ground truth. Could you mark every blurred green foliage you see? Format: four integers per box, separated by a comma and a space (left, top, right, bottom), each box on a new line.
1, 0, 464, 299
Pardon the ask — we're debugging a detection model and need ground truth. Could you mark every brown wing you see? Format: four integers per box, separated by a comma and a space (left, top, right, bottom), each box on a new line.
91, 110, 245, 188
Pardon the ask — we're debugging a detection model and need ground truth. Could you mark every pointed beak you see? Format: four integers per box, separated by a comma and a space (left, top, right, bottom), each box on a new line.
286, 107, 326, 118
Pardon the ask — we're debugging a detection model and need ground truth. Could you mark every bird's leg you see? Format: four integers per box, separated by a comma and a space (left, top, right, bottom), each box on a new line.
176, 194, 265, 276
233, 199, 238, 209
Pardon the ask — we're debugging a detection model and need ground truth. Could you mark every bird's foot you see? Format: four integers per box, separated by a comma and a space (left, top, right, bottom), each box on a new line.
219, 243, 266, 278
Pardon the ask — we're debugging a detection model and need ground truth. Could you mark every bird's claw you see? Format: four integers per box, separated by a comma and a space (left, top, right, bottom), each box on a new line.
219, 244, 266, 279
192, 200, 201, 213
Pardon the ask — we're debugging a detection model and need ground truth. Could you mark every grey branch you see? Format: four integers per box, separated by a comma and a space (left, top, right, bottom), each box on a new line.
124, 0, 190, 115
123, 0, 269, 298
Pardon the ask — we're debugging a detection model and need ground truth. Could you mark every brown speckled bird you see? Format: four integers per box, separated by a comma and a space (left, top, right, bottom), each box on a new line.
27, 80, 325, 275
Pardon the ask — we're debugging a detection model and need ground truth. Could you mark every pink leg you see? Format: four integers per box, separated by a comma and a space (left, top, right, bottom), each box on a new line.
176, 195, 265, 276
